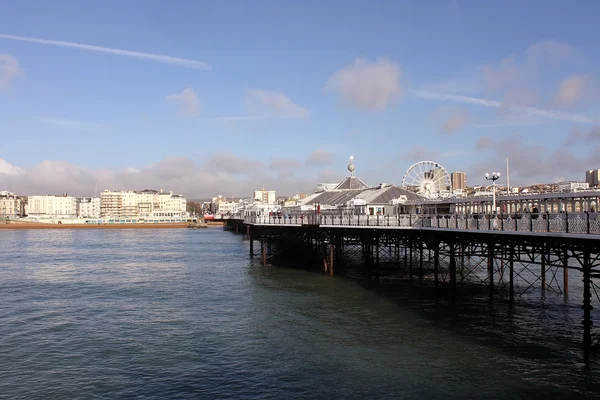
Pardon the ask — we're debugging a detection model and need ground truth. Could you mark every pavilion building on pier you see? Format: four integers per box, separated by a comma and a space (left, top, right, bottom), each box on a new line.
411, 191, 600, 215
284, 156, 423, 216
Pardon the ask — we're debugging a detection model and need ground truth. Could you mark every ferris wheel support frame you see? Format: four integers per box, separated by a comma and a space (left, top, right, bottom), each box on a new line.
401, 160, 452, 199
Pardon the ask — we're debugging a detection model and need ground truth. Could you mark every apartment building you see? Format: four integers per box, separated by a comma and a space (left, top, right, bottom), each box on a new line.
253, 188, 276, 205
100, 189, 187, 218
0, 191, 22, 218
78, 197, 101, 218
586, 169, 600, 188
210, 195, 240, 215
26, 195, 78, 217
451, 171, 467, 191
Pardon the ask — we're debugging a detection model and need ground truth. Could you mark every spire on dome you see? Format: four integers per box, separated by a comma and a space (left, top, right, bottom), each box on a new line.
347, 155, 356, 177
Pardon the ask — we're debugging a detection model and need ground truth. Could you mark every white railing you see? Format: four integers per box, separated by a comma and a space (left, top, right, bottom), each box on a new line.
243, 213, 600, 235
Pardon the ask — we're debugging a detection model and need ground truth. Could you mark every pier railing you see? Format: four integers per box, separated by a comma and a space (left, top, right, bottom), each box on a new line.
244, 212, 600, 235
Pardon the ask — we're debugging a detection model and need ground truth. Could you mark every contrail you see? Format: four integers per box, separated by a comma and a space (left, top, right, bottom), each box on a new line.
0, 34, 211, 70
407, 89, 594, 124
209, 115, 271, 121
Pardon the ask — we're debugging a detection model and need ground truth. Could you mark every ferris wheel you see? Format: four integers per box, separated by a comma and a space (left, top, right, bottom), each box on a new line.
402, 160, 451, 199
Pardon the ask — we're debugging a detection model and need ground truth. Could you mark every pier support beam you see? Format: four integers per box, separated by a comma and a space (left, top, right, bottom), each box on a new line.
449, 241, 457, 300
329, 243, 334, 277
409, 237, 413, 279
582, 247, 592, 355
488, 241, 494, 300
509, 245, 514, 303
563, 247, 569, 300
434, 239, 439, 291
419, 238, 424, 281
249, 233, 254, 257
375, 235, 380, 281
541, 243, 546, 296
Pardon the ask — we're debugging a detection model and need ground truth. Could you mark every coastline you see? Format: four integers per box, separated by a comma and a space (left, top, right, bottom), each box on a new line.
0, 222, 192, 230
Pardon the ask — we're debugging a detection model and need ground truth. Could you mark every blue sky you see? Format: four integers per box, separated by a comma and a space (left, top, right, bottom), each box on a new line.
0, 0, 599, 197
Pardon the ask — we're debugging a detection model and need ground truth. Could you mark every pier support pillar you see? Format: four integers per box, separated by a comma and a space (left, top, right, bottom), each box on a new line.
419, 238, 424, 281
375, 235, 380, 281
582, 247, 592, 355
449, 241, 457, 301
541, 242, 546, 296
249, 233, 254, 257
563, 247, 569, 300
433, 238, 439, 291
329, 244, 334, 277
488, 241, 495, 300
261, 240, 266, 266
509, 245, 514, 303
408, 237, 413, 279
460, 242, 466, 283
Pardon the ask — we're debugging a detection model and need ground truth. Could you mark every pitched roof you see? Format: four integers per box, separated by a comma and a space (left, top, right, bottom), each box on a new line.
298, 185, 424, 207
355, 185, 423, 204
334, 176, 369, 190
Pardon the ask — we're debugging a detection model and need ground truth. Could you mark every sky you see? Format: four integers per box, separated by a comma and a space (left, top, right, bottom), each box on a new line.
0, 0, 599, 198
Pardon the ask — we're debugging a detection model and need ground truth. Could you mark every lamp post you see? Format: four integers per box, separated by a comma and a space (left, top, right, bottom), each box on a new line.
485, 171, 501, 214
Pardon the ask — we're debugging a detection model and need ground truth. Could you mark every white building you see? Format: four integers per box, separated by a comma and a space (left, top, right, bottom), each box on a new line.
100, 189, 187, 218
0, 191, 22, 218
253, 188, 276, 205
558, 181, 589, 193
27, 195, 78, 218
314, 183, 338, 193
78, 197, 101, 218
210, 196, 239, 215
156, 191, 187, 218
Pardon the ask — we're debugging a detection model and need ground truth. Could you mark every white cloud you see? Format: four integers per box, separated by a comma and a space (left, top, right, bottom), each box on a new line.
481, 56, 523, 93
526, 40, 579, 67
405, 146, 439, 163
205, 152, 264, 175
470, 134, 593, 185
37, 117, 106, 132
306, 149, 334, 166
434, 106, 471, 134
0, 53, 24, 89
553, 75, 589, 107
408, 89, 594, 124
0, 34, 211, 70
325, 57, 401, 110
481, 40, 578, 94
0, 153, 339, 198
166, 88, 201, 116
0, 159, 24, 175
441, 150, 469, 157
269, 158, 302, 170
244, 89, 308, 119
208, 115, 271, 122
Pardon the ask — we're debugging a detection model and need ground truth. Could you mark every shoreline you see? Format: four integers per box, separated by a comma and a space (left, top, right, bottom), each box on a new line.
0, 222, 193, 230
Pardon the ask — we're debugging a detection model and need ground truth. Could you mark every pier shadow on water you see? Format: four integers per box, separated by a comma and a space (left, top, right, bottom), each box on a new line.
256, 239, 600, 397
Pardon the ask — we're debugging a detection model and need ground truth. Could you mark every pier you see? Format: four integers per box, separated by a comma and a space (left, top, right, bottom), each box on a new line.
226, 212, 600, 358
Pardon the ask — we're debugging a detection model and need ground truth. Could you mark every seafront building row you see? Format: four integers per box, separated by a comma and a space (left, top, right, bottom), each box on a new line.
0, 189, 188, 220
3, 157, 600, 222
231, 157, 600, 219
